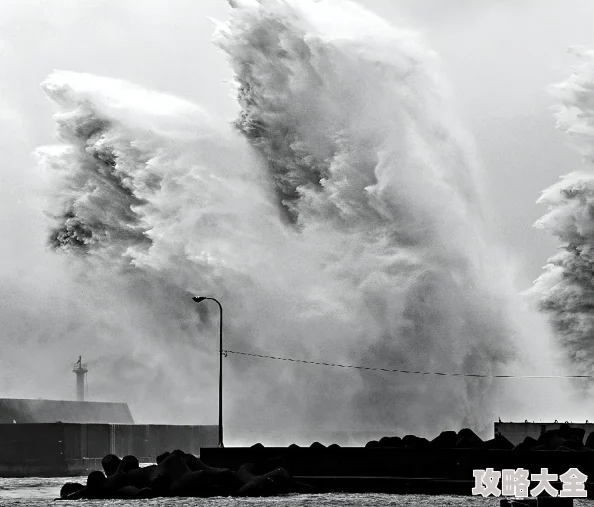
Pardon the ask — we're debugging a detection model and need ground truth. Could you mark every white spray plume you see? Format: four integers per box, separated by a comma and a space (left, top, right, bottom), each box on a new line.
37, 0, 570, 442
531, 48, 594, 377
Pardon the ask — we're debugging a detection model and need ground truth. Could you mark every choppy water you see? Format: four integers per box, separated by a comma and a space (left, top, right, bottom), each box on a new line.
1, 479, 593, 507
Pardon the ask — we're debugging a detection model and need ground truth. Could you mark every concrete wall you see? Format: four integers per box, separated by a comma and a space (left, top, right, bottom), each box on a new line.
0, 424, 66, 477
201, 446, 594, 480
0, 423, 218, 477
494, 422, 594, 445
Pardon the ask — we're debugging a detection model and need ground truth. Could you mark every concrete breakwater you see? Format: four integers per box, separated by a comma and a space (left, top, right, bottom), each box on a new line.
200, 426, 594, 497
57, 426, 594, 499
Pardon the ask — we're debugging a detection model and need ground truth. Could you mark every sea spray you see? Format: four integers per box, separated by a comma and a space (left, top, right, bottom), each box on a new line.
39, 0, 524, 439
217, 0, 517, 432
532, 47, 594, 378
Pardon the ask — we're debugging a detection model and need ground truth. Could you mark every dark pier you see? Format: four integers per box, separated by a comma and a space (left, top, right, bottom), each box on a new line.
200, 445, 594, 497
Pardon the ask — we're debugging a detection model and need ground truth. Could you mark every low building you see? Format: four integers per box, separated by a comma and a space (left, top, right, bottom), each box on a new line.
0, 399, 217, 477
0, 398, 134, 424
0, 358, 218, 476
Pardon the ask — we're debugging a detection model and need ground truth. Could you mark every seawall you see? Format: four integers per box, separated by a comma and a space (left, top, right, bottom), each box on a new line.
200, 446, 594, 496
0, 423, 218, 477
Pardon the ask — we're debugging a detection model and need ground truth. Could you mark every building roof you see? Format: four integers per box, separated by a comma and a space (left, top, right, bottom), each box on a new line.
0, 398, 134, 424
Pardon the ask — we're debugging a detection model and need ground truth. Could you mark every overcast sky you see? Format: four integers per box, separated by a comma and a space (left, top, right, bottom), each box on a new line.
1, 0, 593, 406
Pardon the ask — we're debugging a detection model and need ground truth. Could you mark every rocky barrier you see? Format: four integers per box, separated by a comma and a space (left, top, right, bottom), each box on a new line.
363, 424, 594, 452
57, 425, 594, 499
57, 449, 314, 499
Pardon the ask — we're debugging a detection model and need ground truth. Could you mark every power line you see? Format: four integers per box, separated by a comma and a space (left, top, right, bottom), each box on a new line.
222, 349, 594, 379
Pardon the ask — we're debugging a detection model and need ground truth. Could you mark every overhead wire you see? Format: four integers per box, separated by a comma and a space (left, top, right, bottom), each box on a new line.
222, 349, 594, 379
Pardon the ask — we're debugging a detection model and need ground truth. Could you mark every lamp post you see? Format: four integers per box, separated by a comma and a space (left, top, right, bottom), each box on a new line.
192, 296, 224, 448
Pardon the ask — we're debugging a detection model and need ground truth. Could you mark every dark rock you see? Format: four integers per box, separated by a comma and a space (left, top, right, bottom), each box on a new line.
537, 430, 564, 450
484, 434, 514, 450
235, 467, 297, 497
288, 443, 300, 450
130, 465, 170, 496
207, 466, 244, 495
156, 451, 170, 464
60, 485, 87, 500
103, 468, 128, 495
456, 428, 484, 448
125, 465, 153, 488
558, 423, 574, 440
310, 441, 326, 451
571, 427, 586, 443
388, 436, 404, 447
512, 443, 529, 452
430, 431, 458, 449
512, 436, 538, 452
59, 482, 84, 498
214, 469, 245, 495
60, 445, 318, 499
159, 452, 192, 483
328, 443, 341, 450
135, 487, 155, 499
111, 457, 174, 497
113, 485, 152, 499
171, 470, 220, 497
119, 455, 140, 471
102, 454, 141, 496
379, 436, 403, 447
254, 456, 289, 476
172, 466, 243, 498
560, 438, 583, 450
183, 453, 206, 471
402, 435, 430, 448
365, 440, 380, 448
237, 462, 258, 481
114, 485, 144, 499
586, 431, 594, 449
101, 454, 121, 477
235, 459, 272, 479
294, 481, 317, 493
557, 423, 585, 444
251, 443, 265, 450
86, 470, 107, 499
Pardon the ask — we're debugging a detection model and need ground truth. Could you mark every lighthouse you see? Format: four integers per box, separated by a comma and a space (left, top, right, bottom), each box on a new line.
72, 356, 88, 402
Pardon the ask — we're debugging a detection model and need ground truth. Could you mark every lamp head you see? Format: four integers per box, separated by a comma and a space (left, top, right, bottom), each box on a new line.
192, 296, 206, 303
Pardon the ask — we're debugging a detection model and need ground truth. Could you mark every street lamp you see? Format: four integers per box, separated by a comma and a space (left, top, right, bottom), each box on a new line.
192, 296, 224, 448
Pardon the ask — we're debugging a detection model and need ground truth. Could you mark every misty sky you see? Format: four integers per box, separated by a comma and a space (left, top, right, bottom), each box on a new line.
1, 0, 593, 411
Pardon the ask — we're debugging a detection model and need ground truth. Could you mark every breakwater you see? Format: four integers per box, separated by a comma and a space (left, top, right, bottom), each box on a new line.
56, 426, 594, 499
58, 450, 314, 499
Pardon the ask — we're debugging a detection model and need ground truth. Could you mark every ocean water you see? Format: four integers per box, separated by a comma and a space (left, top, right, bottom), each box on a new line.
1, 479, 593, 507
